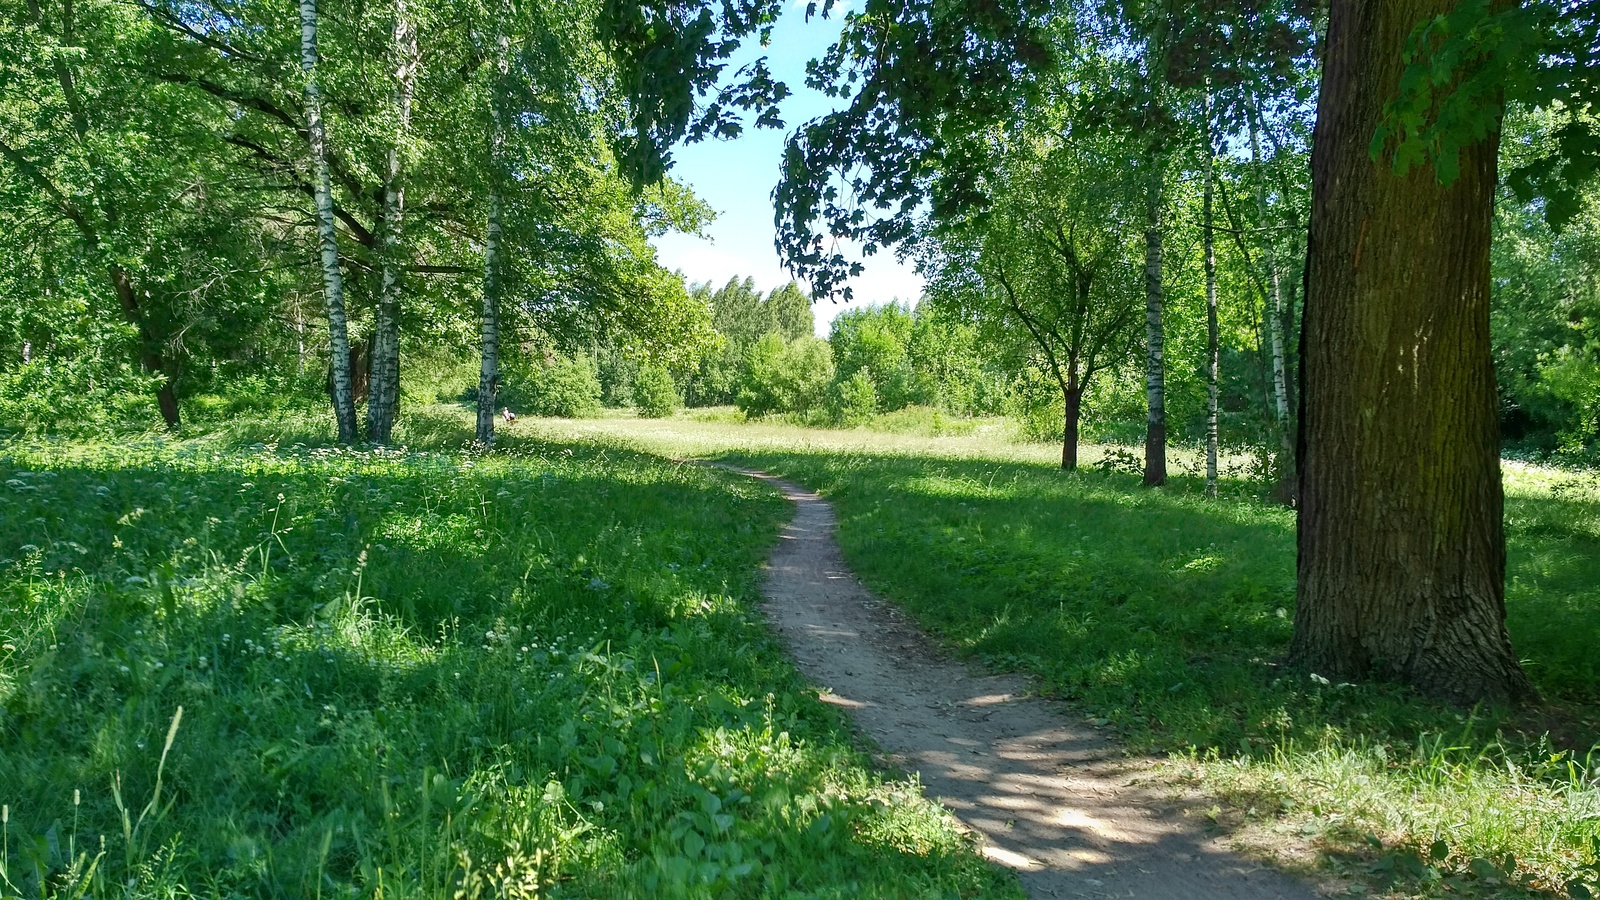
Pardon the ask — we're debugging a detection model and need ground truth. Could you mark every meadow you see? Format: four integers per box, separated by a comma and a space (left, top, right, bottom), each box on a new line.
0, 408, 1017, 898
526, 410, 1600, 899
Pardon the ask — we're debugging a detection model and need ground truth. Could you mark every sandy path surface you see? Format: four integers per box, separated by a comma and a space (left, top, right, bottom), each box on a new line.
732, 466, 1321, 900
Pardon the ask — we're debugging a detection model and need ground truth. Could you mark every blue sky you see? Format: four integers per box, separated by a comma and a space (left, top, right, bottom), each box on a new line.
648, 4, 925, 337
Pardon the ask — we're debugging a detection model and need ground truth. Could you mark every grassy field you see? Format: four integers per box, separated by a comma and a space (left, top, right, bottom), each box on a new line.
525, 411, 1600, 899
0, 407, 1019, 898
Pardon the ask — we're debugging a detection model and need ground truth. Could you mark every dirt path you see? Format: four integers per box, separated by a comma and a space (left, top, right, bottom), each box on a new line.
731, 466, 1322, 900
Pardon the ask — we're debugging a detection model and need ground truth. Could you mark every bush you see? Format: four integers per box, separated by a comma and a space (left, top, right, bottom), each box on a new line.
736, 333, 835, 419
501, 355, 602, 418
632, 365, 681, 418
828, 368, 878, 427
1004, 365, 1063, 443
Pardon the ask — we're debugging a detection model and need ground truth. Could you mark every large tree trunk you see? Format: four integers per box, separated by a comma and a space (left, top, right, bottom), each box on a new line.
367, 0, 418, 445
1143, 150, 1167, 487
1203, 90, 1219, 498
1291, 0, 1535, 705
301, 0, 359, 445
1250, 99, 1297, 501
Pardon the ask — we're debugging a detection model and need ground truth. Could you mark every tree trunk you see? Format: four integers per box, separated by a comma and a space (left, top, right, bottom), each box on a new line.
301, 0, 359, 445
1143, 149, 1167, 487
1250, 99, 1297, 501
1062, 372, 1082, 471
366, 0, 418, 445
477, 186, 503, 445
1291, 0, 1535, 705
1203, 89, 1220, 498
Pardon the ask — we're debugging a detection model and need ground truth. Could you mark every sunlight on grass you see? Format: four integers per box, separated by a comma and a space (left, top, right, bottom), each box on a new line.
528, 413, 1600, 900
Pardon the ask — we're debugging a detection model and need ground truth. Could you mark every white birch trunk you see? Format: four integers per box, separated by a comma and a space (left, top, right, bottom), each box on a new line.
1250, 99, 1295, 480
1143, 147, 1167, 487
477, 38, 508, 446
367, 0, 418, 444
301, 0, 358, 444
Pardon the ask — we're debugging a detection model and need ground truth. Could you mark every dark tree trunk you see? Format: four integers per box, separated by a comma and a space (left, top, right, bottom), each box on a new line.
1062, 380, 1082, 471
1291, 0, 1536, 705
110, 265, 179, 429
1143, 152, 1167, 487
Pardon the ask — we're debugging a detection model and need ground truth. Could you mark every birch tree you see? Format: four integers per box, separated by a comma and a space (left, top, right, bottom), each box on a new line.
367, 0, 420, 445
300, 0, 359, 444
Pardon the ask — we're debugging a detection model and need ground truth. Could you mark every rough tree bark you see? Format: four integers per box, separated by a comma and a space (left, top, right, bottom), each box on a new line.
1203, 89, 1220, 499
301, 0, 359, 445
1250, 98, 1297, 500
1143, 149, 1167, 487
367, 0, 418, 444
1291, 0, 1536, 704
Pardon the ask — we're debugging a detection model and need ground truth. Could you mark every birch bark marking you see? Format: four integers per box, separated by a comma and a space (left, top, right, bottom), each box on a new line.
476, 36, 508, 446
1143, 148, 1167, 487
1292, 0, 1535, 703
367, 0, 418, 444
1202, 89, 1219, 498
301, 0, 359, 444
1250, 98, 1296, 495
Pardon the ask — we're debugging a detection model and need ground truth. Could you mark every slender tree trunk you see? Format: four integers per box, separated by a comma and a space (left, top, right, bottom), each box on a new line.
367, 0, 418, 445
1202, 89, 1220, 498
1062, 369, 1082, 471
477, 186, 503, 445
1143, 148, 1167, 487
110, 265, 180, 429
1292, 0, 1535, 705
301, 0, 359, 445
1250, 99, 1297, 500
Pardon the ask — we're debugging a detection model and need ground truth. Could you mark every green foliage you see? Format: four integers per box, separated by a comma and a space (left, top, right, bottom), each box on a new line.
632, 365, 681, 419
736, 334, 835, 420
0, 412, 1020, 897
829, 304, 915, 412
827, 368, 878, 427
684, 279, 816, 407
1493, 168, 1600, 456
503, 355, 602, 419
1379, 0, 1600, 225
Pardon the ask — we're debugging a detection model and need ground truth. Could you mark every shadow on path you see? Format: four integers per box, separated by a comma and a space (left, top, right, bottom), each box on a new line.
723, 464, 1322, 900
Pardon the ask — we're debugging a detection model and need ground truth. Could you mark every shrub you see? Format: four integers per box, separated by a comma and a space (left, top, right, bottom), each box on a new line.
501, 355, 602, 418
632, 364, 681, 418
828, 368, 878, 427
736, 334, 835, 419
1004, 365, 1064, 443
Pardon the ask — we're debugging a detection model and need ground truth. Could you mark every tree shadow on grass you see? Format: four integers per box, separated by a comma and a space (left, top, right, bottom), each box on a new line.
718, 447, 1600, 761
0, 435, 1012, 897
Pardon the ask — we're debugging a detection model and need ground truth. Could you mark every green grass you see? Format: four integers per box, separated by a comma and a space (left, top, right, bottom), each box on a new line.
520, 413, 1600, 899
0, 407, 1019, 898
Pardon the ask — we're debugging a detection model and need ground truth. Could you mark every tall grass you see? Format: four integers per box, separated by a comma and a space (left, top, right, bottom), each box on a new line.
0, 408, 1017, 898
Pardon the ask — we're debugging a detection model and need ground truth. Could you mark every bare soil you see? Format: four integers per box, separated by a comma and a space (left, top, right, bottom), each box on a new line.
731, 466, 1324, 900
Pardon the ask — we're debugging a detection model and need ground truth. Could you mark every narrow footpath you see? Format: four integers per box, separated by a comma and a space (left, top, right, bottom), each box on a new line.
729, 466, 1322, 900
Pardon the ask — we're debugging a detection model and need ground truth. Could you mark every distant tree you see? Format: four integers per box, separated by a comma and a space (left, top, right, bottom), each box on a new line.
920, 111, 1144, 469
765, 281, 815, 341
829, 304, 915, 411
